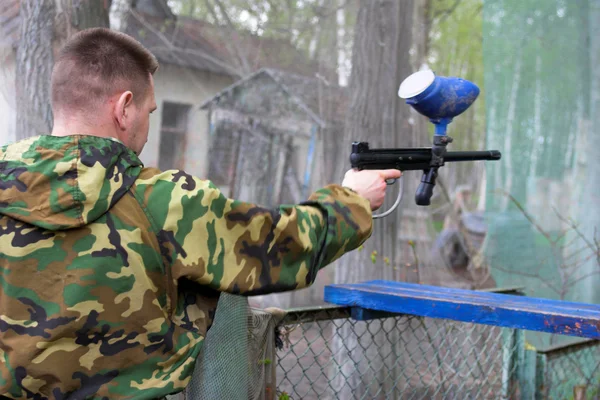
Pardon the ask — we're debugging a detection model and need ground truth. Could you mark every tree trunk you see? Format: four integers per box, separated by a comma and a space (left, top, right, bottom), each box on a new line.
109, 0, 134, 31
15, 0, 112, 140
315, 0, 340, 85
316, 0, 341, 185
70, 0, 112, 29
15, 0, 56, 139
413, 0, 432, 70
330, 1, 416, 398
333, 0, 416, 291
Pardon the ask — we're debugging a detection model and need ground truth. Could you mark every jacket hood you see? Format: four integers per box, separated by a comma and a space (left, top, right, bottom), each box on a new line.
0, 135, 143, 230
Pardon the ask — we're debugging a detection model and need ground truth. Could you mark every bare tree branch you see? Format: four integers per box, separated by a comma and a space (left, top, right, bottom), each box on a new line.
554, 205, 599, 256
263, 0, 352, 46
564, 267, 600, 290
562, 245, 595, 264
433, 0, 462, 25
595, 227, 600, 266
130, 10, 241, 79
210, 0, 252, 74
496, 188, 600, 300
552, 226, 574, 246
498, 189, 553, 240
492, 265, 561, 294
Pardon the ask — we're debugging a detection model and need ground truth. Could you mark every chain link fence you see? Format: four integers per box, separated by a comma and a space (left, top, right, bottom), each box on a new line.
166, 294, 600, 400
538, 339, 600, 400
274, 306, 600, 400
275, 306, 521, 400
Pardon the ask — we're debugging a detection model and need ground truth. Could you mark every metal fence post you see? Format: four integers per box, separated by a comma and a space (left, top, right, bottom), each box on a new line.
520, 348, 538, 399
535, 353, 548, 400
513, 329, 524, 398
502, 329, 519, 398
512, 329, 531, 399
502, 329, 537, 399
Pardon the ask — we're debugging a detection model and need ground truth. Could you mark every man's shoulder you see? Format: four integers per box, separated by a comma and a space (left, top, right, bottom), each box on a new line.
131, 167, 230, 240
136, 167, 209, 188
133, 167, 223, 202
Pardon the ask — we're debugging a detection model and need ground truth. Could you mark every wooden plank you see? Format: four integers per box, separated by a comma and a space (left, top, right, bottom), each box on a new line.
349, 285, 526, 321
350, 307, 400, 321
278, 305, 352, 325
479, 286, 526, 295
537, 337, 599, 355
323, 280, 600, 339
333, 280, 600, 312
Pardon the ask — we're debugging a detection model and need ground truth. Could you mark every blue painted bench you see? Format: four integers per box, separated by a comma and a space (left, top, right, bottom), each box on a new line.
323, 280, 600, 339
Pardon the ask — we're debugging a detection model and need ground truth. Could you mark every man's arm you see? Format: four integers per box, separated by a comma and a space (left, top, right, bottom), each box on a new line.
135, 169, 373, 296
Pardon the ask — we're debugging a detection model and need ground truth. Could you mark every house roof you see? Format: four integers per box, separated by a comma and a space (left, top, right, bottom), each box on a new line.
201, 68, 348, 128
124, 11, 240, 76
125, 11, 323, 78
1, 0, 322, 79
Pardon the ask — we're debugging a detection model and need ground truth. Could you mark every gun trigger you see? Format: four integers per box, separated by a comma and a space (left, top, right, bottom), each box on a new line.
385, 179, 396, 185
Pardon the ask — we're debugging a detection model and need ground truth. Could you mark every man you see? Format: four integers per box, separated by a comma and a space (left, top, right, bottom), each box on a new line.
0, 28, 400, 399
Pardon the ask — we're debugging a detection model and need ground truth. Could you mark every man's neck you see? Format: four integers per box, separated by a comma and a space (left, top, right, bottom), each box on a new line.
51, 117, 117, 141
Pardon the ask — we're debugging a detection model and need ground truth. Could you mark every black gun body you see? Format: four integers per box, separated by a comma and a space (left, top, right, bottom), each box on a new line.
350, 146, 501, 171
350, 141, 501, 206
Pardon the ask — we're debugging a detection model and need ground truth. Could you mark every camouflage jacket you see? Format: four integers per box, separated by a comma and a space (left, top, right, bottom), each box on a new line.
0, 135, 372, 399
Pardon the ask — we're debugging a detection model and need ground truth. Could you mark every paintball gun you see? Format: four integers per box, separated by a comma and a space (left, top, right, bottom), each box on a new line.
350, 70, 501, 218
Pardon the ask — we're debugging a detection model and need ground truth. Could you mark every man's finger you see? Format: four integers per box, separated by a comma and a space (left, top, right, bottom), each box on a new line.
379, 169, 402, 180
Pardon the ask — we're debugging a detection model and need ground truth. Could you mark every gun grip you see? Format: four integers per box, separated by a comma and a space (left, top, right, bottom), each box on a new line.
415, 168, 438, 206
415, 182, 435, 206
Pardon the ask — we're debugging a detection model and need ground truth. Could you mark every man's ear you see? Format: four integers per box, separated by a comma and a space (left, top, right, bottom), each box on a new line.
114, 91, 134, 131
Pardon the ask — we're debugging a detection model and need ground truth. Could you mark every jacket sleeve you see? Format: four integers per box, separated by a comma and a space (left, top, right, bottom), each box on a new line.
137, 169, 373, 296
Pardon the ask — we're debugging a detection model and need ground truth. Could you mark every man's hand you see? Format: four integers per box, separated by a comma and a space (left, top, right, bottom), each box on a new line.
342, 169, 402, 211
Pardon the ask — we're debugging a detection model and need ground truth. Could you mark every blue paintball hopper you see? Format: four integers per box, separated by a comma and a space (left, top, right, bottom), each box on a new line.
398, 70, 480, 135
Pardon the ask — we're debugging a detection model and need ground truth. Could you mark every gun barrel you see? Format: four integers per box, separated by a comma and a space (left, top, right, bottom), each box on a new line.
444, 150, 502, 162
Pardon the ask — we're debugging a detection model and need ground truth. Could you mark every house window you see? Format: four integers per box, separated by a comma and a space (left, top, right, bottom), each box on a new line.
159, 102, 191, 171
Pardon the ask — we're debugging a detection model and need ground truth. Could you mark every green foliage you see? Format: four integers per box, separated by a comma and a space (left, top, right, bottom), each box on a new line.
432, 219, 445, 233
278, 392, 291, 400
428, 0, 486, 152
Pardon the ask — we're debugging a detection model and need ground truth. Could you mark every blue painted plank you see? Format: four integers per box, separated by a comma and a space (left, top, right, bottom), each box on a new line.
350, 285, 525, 321
345, 280, 600, 313
323, 280, 600, 339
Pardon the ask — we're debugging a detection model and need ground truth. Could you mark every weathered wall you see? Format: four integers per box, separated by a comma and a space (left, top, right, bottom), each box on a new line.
143, 62, 234, 177
0, 50, 16, 145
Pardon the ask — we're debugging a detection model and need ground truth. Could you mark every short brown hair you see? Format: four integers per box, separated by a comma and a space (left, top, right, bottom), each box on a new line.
51, 28, 159, 113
